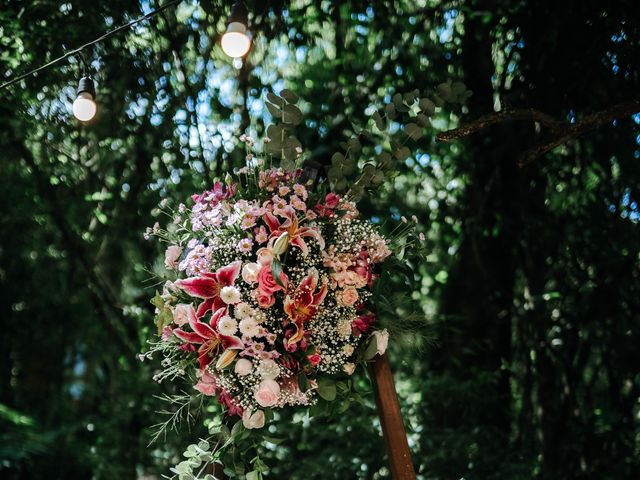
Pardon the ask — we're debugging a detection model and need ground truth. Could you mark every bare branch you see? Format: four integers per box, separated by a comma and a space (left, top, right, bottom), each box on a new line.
436, 99, 640, 166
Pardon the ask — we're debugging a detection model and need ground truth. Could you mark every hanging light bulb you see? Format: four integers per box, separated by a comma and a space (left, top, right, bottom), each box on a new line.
221, 2, 251, 58
72, 76, 97, 122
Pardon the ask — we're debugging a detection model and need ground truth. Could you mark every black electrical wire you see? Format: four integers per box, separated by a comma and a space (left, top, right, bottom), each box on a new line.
0, 0, 182, 91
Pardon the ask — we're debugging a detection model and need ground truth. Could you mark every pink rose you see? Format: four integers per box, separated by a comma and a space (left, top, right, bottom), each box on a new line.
254, 379, 280, 407
256, 247, 274, 265
308, 353, 321, 366
242, 409, 265, 429
337, 287, 359, 307
172, 304, 192, 326
257, 265, 284, 295
325, 193, 340, 208
164, 245, 182, 269
256, 291, 275, 309
194, 370, 217, 396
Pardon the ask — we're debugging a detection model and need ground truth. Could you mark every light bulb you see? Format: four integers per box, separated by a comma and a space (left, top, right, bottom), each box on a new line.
73, 77, 97, 122
73, 92, 96, 121
221, 22, 251, 58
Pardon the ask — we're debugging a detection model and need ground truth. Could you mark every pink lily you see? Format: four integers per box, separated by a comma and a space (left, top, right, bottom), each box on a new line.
283, 272, 328, 346
176, 260, 241, 317
173, 306, 244, 370
263, 207, 325, 256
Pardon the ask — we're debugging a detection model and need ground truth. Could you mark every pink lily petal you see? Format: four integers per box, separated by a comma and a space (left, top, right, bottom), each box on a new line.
219, 334, 244, 350
216, 260, 242, 286
192, 320, 216, 339
174, 329, 204, 344
209, 307, 227, 329
197, 345, 214, 369
196, 297, 215, 318
291, 236, 309, 256
176, 277, 217, 298
263, 212, 281, 232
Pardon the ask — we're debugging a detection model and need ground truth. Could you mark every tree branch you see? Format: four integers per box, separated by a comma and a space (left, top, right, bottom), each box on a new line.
436, 99, 640, 166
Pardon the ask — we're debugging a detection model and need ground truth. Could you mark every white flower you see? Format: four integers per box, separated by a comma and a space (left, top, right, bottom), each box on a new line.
343, 362, 356, 375
234, 302, 254, 320
234, 358, 253, 376
242, 409, 265, 429
256, 359, 279, 380
220, 286, 241, 304
239, 318, 260, 337
342, 345, 355, 356
372, 329, 389, 356
336, 319, 352, 337
217, 315, 238, 336
242, 262, 260, 284
172, 304, 192, 326
164, 245, 182, 269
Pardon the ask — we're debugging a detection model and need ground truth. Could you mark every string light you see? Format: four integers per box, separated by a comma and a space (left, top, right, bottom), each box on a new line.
73, 77, 97, 121
221, 2, 251, 58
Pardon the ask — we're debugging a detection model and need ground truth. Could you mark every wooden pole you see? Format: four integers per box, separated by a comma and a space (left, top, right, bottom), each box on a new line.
370, 353, 417, 480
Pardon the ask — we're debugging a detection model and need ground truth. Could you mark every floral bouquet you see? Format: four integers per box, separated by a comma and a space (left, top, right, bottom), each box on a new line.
143, 84, 469, 479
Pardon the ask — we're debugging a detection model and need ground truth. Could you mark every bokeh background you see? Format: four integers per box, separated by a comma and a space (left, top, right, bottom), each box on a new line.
1, 1, 639, 479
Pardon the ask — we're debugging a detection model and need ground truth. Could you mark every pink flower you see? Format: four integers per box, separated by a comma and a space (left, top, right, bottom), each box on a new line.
278, 186, 290, 196
336, 287, 359, 307
352, 313, 376, 336
308, 353, 321, 366
194, 369, 217, 396
325, 193, 340, 208
290, 195, 306, 211
257, 264, 286, 296
256, 291, 275, 309
242, 409, 265, 429
255, 379, 280, 407
283, 272, 328, 346
237, 237, 254, 254
164, 245, 182, 270
173, 307, 244, 369
263, 209, 325, 257
176, 260, 242, 317
254, 226, 268, 244
172, 304, 192, 326
293, 184, 307, 200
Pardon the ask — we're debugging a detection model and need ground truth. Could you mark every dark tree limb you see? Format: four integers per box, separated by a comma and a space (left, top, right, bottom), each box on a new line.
436, 99, 640, 166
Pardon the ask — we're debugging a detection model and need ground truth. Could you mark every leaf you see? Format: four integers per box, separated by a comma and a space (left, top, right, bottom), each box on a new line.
415, 113, 431, 127
279, 88, 299, 103
419, 98, 436, 115
266, 92, 284, 107
384, 103, 396, 119
331, 152, 345, 167
282, 104, 303, 125
327, 166, 343, 182
150, 291, 164, 309
317, 378, 337, 401
246, 471, 260, 480
270, 257, 285, 288
298, 372, 309, 392
394, 146, 411, 161
347, 137, 361, 152
372, 110, 386, 130
363, 335, 378, 361
265, 102, 281, 118
404, 123, 423, 140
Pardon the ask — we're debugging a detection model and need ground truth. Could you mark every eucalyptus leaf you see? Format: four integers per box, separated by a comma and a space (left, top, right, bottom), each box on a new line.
282, 104, 303, 125
419, 98, 436, 115
266, 92, 284, 106
405, 123, 423, 140
372, 110, 386, 130
279, 88, 299, 103
265, 101, 282, 118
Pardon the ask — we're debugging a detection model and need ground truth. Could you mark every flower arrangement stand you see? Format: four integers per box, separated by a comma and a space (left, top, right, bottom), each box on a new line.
370, 353, 417, 480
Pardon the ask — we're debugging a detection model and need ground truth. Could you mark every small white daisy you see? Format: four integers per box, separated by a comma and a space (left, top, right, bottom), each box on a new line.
220, 286, 241, 305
